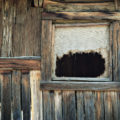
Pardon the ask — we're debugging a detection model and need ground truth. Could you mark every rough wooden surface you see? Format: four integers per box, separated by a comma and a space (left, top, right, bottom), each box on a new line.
43, 0, 115, 12
1, 73, 11, 120
22, 72, 31, 120
12, 71, 22, 120
41, 20, 52, 81
42, 12, 120, 20
40, 81, 120, 91
0, 57, 41, 70
30, 71, 43, 120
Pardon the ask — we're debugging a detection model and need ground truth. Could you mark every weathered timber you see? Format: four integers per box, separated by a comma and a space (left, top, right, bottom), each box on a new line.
43, 90, 55, 120
1, 73, 11, 120
112, 22, 120, 81
104, 92, 113, 120
95, 92, 104, 120
111, 92, 119, 120
40, 81, 120, 91
34, 0, 43, 7
84, 92, 95, 120
76, 92, 84, 120
1, 0, 15, 57
13, 3, 41, 56
43, 0, 115, 12
0, 57, 41, 70
42, 12, 120, 20
30, 71, 43, 120
22, 72, 31, 120
54, 91, 62, 120
62, 91, 76, 120
0, 0, 2, 57
41, 20, 52, 81
46, 0, 114, 3
12, 70, 21, 120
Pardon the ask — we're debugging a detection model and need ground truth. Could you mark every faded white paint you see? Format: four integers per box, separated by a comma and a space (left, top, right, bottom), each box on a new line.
52, 24, 110, 78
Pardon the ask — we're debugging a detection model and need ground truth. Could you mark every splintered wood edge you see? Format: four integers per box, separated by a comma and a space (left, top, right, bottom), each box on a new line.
0, 56, 41, 73
40, 81, 120, 91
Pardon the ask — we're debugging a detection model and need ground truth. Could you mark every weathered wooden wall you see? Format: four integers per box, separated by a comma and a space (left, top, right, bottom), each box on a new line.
0, 0, 120, 120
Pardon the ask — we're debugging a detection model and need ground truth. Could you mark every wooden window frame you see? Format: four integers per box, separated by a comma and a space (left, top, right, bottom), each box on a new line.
41, 12, 120, 90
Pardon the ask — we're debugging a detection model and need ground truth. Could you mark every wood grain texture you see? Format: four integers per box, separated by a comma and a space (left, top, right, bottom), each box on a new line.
42, 12, 120, 20
76, 92, 84, 120
13, 1, 41, 56
62, 91, 76, 120
1, 73, 11, 120
22, 72, 31, 120
84, 92, 95, 120
43, 90, 55, 120
0, 58, 41, 70
30, 71, 43, 120
95, 92, 104, 120
54, 91, 62, 120
40, 81, 120, 91
41, 20, 52, 81
43, 0, 115, 12
0, 0, 2, 57
112, 22, 120, 81
104, 92, 113, 120
1, 0, 15, 57
12, 71, 21, 120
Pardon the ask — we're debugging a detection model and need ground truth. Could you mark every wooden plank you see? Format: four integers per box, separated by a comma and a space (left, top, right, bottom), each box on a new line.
12, 70, 21, 120
95, 92, 104, 120
21, 72, 31, 120
104, 92, 113, 120
43, 90, 55, 120
111, 92, 119, 120
54, 91, 62, 120
43, 0, 115, 12
62, 91, 76, 120
0, 0, 2, 57
1, 0, 14, 57
41, 20, 52, 81
30, 71, 43, 120
112, 22, 120, 81
1, 73, 11, 120
0, 57, 41, 70
40, 81, 120, 91
76, 91, 84, 120
13, 2, 41, 56
42, 12, 120, 20
46, 0, 114, 3
84, 92, 95, 120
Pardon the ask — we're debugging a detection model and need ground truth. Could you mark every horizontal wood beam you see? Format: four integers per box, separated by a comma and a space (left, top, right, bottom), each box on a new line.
40, 81, 120, 91
0, 56, 41, 72
42, 12, 120, 20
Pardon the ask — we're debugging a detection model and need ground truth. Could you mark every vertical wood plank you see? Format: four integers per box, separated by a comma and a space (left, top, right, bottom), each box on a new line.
34, 0, 39, 7
1, 0, 15, 57
12, 70, 21, 120
112, 22, 120, 81
41, 20, 52, 81
54, 91, 62, 120
62, 91, 76, 120
76, 91, 84, 120
84, 92, 95, 120
21, 72, 31, 120
111, 92, 118, 120
117, 22, 120, 81
43, 91, 55, 120
104, 92, 113, 120
95, 92, 104, 120
0, 0, 2, 56
30, 71, 43, 120
13, 2, 41, 56
1, 73, 11, 120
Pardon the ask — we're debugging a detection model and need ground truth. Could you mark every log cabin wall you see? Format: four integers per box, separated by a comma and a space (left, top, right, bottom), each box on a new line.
0, 0, 120, 120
